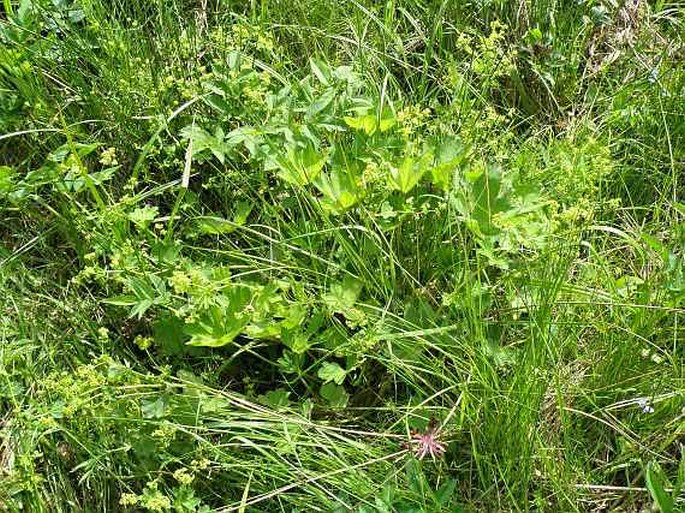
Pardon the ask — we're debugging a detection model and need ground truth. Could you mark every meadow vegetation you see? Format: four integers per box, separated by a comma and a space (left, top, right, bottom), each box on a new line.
0, 0, 684, 511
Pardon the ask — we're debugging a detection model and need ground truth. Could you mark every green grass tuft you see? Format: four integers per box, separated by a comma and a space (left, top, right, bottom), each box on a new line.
1, 0, 684, 511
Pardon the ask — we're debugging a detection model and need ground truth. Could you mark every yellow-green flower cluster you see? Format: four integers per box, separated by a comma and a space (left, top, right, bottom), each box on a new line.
397, 105, 431, 139
99, 147, 118, 167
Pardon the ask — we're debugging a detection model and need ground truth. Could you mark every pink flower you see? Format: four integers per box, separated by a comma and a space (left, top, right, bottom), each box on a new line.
406, 418, 447, 460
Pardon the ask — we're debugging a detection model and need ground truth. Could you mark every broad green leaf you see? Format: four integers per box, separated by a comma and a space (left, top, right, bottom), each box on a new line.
148, 274, 166, 295
641, 233, 666, 256
47, 145, 71, 163
89, 166, 118, 186
477, 240, 510, 269
317, 361, 347, 385
185, 287, 252, 347
282, 329, 311, 354
377, 108, 396, 133
405, 458, 428, 496
209, 127, 228, 163
319, 382, 349, 408
306, 88, 336, 118
151, 241, 181, 264
431, 138, 468, 191
177, 369, 203, 385
434, 478, 457, 506
280, 303, 307, 330
67, 7, 85, 23
323, 276, 363, 313
485, 342, 516, 368
388, 152, 432, 194
472, 165, 508, 220
0, 166, 15, 193
185, 323, 245, 347
374, 497, 392, 513
344, 106, 395, 136
18, 0, 34, 22
454, 163, 510, 238
379, 483, 395, 509
205, 93, 231, 114
185, 320, 247, 346
130, 299, 154, 319
277, 350, 305, 374
225, 127, 259, 147
332, 65, 359, 85
274, 144, 327, 186
108, 275, 169, 319
314, 166, 361, 213
127, 276, 155, 300
154, 314, 188, 355
258, 389, 291, 410
141, 396, 167, 419
180, 125, 214, 154
244, 318, 282, 339
233, 201, 253, 224
227, 50, 241, 70
180, 125, 230, 164
128, 206, 159, 228
48, 143, 98, 164
344, 114, 377, 135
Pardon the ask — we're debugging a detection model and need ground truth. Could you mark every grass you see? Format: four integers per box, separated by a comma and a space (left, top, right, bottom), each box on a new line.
1, 0, 684, 511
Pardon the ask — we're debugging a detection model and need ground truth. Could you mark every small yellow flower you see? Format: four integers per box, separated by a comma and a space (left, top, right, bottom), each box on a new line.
173, 467, 195, 485
119, 493, 140, 506
134, 335, 152, 351
191, 457, 211, 471
99, 147, 118, 167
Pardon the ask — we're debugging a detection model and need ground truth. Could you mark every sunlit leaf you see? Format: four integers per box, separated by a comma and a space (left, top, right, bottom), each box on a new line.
388, 152, 432, 194
314, 166, 361, 213
323, 276, 363, 313
344, 114, 377, 135
185, 287, 253, 347
128, 205, 159, 229
317, 361, 347, 385
273, 143, 327, 186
